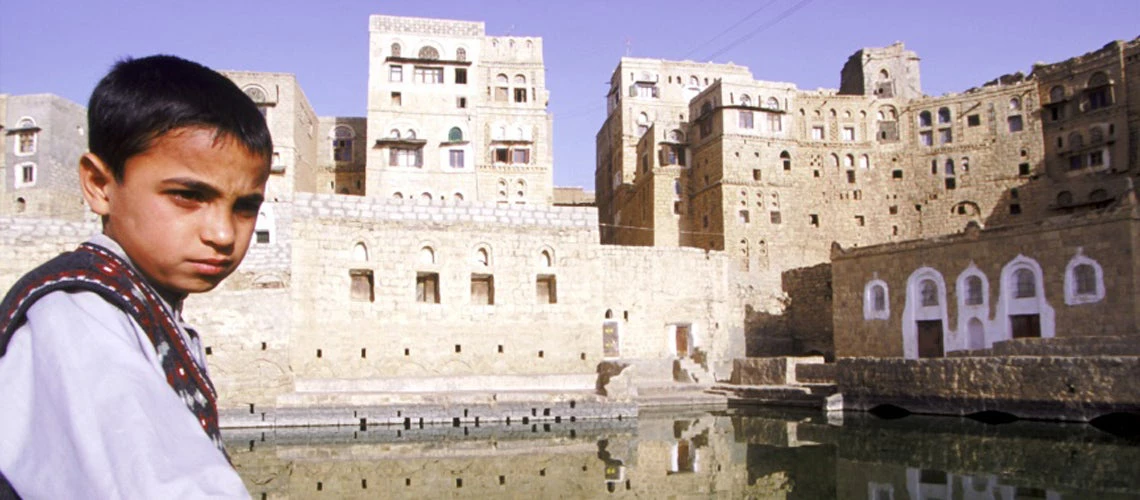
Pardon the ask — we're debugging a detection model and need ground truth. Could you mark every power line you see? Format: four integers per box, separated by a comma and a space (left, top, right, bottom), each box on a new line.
705, 0, 817, 61
681, 0, 783, 59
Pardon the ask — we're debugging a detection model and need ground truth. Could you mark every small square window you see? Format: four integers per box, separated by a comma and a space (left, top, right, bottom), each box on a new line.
255, 230, 270, 244
416, 272, 440, 303
350, 269, 374, 303
967, 114, 980, 127
811, 126, 824, 140
945, 178, 956, 190
846, 170, 856, 184
1018, 163, 1031, 176
1010, 203, 1021, 215
514, 88, 528, 103
752, 169, 761, 181
391, 92, 402, 106
809, 214, 819, 227
457, 97, 468, 108
892, 169, 903, 179
1008, 115, 1023, 133
842, 127, 855, 141
769, 211, 782, 224
389, 65, 403, 82
889, 205, 898, 215
455, 68, 467, 84
536, 275, 557, 304
855, 215, 865, 226
471, 274, 494, 305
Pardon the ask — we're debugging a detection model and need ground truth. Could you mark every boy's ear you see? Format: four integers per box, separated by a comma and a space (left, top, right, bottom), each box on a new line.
79, 153, 114, 216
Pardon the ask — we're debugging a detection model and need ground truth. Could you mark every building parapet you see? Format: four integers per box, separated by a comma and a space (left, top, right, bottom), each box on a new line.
292, 193, 600, 231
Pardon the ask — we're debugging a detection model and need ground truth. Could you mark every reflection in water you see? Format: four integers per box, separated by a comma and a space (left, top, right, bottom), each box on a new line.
227, 407, 1140, 499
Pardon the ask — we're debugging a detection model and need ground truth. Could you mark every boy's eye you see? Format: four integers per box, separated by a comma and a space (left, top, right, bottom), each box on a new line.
234, 200, 262, 217
171, 190, 205, 202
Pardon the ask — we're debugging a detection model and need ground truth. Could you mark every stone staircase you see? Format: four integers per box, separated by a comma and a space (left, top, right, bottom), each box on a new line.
710, 356, 838, 410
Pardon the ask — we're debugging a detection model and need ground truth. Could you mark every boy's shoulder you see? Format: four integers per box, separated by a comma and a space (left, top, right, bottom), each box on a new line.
0, 243, 143, 355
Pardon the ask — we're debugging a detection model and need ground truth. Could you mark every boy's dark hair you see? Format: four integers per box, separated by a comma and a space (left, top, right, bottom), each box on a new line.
87, 55, 273, 181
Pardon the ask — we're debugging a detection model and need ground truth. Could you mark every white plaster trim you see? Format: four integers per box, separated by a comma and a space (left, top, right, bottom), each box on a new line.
994, 254, 1055, 343
13, 162, 36, 188
863, 278, 890, 320
901, 267, 950, 359
1064, 247, 1105, 305
952, 262, 992, 352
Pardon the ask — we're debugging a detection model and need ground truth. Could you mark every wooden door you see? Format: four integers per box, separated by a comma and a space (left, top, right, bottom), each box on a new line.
1010, 314, 1041, 339
675, 325, 690, 357
916, 320, 944, 358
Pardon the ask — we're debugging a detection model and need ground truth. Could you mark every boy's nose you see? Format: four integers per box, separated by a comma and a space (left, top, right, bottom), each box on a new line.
201, 210, 236, 249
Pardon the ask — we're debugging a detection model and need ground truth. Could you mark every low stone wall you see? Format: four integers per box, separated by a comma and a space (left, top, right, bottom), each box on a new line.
730, 358, 789, 385
795, 362, 836, 384
836, 356, 1140, 421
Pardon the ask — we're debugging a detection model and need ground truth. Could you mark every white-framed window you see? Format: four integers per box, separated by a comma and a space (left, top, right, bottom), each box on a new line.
739, 110, 754, 129
863, 279, 890, 320
811, 126, 824, 140
15, 162, 36, 188
1064, 249, 1105, 305
902, 267, 949, 359
767, 113, 782, 132
389, 65, 403, 82
449, 149, 465, 168
414, 66, 443, 84
389, 147, 422, 167
842, 127, 855, 141
14, 118, 37, 156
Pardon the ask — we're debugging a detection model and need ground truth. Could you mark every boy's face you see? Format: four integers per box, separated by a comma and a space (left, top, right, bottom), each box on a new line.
80, 127, 269, 301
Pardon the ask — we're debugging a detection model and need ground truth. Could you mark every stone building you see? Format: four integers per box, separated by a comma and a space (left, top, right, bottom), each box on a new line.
0, 93, 89, 220
365, 15, 553, 205
831, 201, 1139, 358
596, 38, 1140, 358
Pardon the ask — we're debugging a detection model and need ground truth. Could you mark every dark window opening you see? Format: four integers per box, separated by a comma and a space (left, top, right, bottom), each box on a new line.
350, 269, 374, 302
416, 272, 440, 303
471, 274, 495, 305
537, 275, 557, 304
455, 68, 467, 84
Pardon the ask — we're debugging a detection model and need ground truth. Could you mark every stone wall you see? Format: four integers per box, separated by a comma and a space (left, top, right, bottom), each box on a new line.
832, 205, 1139, 358
836, 356, 1140, 421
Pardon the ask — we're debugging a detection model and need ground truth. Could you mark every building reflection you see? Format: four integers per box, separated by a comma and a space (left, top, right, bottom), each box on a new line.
226, 408, 1140, 499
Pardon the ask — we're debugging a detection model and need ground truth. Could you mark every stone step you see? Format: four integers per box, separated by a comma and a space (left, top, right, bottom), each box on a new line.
712, 383, 837, 409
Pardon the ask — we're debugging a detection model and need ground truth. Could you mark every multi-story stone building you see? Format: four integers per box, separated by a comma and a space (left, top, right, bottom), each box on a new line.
0, 94, 89, 220
597, 38, 1139, 357
365, 15, 553, 205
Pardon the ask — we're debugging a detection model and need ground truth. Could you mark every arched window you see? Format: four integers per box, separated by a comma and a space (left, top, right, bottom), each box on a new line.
540, 249, 554, 267
418, 46, 439, 60
1068, 131, 1083, 149
454, 192, 464, 202
844, 155, 854, 168
739, 94, 751, 106
918, 111, 932, 127
390, 43, 402, 57
448, 127, 463, 142
937, 107, 951, 124
831, 154, 840, 169
406, 129, 416, 140
514, 74, 527, 85
1064, 249, 1104, 305
1057, 191, 1073, 206
1049, 85, 1065, 103
456, 48, 467, 61
389, 129, 400, 139
496, 74, 508, 84
780, 151, 791, 170
420, 192, 432, 201
878, 69, 889, 80
1014, 269, 1035, 298
392, 192, 404, 200
863, 279, 890, 320
945, 159, 955, 176
475, 247, 490, 266
1009, 97, 1021, 111
688, 76, 699, 87
920, 279, 939, 306
965, 276, 983, 305
669, 129, 684, 142
353, 242, 369, 262
766, 97, 779, 110
419, 246, 435, 264
859, 155, 870, 169
700, 101, 712, 116
1087, 71, 1109, 88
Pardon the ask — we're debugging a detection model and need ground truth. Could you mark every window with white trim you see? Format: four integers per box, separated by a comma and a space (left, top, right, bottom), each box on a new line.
414, 66, 443, 84
15, 162, 36, 188
863, 279, 890, 320
1064, 249, 1105, 305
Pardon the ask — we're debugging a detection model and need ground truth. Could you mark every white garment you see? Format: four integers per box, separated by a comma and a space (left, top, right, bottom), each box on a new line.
0, 236, 249, 499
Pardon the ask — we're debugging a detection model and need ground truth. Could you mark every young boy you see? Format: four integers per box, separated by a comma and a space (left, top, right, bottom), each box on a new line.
0, 55, 271, 498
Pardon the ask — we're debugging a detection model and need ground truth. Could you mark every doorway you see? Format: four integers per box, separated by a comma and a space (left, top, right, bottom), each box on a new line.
916, 320, 944, 358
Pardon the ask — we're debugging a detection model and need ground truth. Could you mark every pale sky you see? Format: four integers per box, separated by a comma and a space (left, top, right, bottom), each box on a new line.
2, 0, 1137, 190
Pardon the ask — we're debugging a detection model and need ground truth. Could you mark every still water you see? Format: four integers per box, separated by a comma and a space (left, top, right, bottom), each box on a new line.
227, 407, 1140, 499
